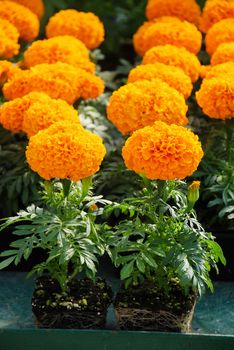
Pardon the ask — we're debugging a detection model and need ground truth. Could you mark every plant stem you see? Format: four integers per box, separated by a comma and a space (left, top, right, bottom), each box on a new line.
157, 180, 168, 202
62, 179, 72, 198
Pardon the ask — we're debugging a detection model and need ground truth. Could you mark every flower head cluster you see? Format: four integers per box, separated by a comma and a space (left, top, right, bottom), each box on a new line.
0, 0, 44, 18
122, 121, 203, 180
205, 18, 234, 55
211, 42, 234, 65
107, 79, 188, 135
142, 44, 201, 82
0, 92, 52, 133
0, 60, 21, 86
23, 36, 95, 73
200, 0, 234, 33
46, 10, 105, 49
146, 0, 201, 25
0, 1, 39, 42
23, 98, 80, 138
196, 75, 234, 119
3, 63, 104, 103
0, 17, 19, 58
26, 121, 106, 181
133, 17, 202, 56
127, 63, 193, 99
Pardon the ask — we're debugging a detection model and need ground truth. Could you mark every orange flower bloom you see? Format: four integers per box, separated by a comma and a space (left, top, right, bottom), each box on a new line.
133, 17, 202, 56
0, 60, 21, 86
46, 10, 104, 49
0, 0, 44, 18
23, 98, 80, 138
205, 18, 234, 55
146, 0, 201, 25
196, 75, 234, 119
122, 121, 203, 180
107, 79, 188, 135
199, 65, 212, 79
211, 42, 234, 66
0, 17, 19, 58
127, 63, 193, 99
142, 44, 201, 82
204, 61, 234, 79
200, 0, 234, 33
23, 36, 95, 73
0, 92, 52, 133
3, 63, 104, 103
0, 1, 39, 42
26, 121, 106, 181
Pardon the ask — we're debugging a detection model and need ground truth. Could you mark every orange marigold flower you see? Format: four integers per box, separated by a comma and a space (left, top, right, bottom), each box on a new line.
127, 63, 193, 99
0, 92, 52, 133
142, 44, 201, 82
46, 9, 104, 49
107, 79, 188, 135
3, 63, 104, 103
0, 17, 19, 58
0, 1, 39, 42
22, 99, 80, 138
0, 60, 21, 86
133, 17, 202, 56
23, 36, 95, 73
204, 61, 234, 79
196, 75, 234, 119
0, 0, 44, 18
122, 121, 203, 180
146, 0, 201, 25
205, 18, 234, 55
200, 0, 234, 33
211, 42, 234, 66
26, 121, 106, 181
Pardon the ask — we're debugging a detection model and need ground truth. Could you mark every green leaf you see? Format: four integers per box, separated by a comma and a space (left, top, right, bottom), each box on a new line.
120, 260, 135, 280
0, 256, 15, 269
136, 258, 145, 273
141, 253, 157, 268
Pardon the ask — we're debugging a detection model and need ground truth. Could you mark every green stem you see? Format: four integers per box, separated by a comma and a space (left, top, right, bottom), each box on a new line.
62, 179, 72, 198
157, 180, 168, 202
80, 176, 93, 203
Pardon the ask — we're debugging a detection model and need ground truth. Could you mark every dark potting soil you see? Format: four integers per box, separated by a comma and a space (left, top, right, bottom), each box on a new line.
114, 280, 196, 332
32, 276, 113, 329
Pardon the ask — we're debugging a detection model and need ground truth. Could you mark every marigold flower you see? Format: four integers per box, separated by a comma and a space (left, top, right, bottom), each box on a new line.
122, 121, 203, 180
200, 0, 234, 33
0, 60, 20, 86
188, 181, 200, 208
0, 92, 52, 133
23, 36, 95, 73
205, 18, 234, 55
107, 79, 188, 135
26, 121, 106, 181
46, 10, 104, 49
204, 62, 234, 79
3, 63, 104, 103
196, 75, 234, 119
23, 99, 80, 138
142, 45, 201, 82
127, 63, 193, 99
146, 0, 201, 25
0, 1, 39, 42
211, 42, 234, 66
0, 0, 44, 18
0, 17, 19, 58
133, 17, 202, 56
